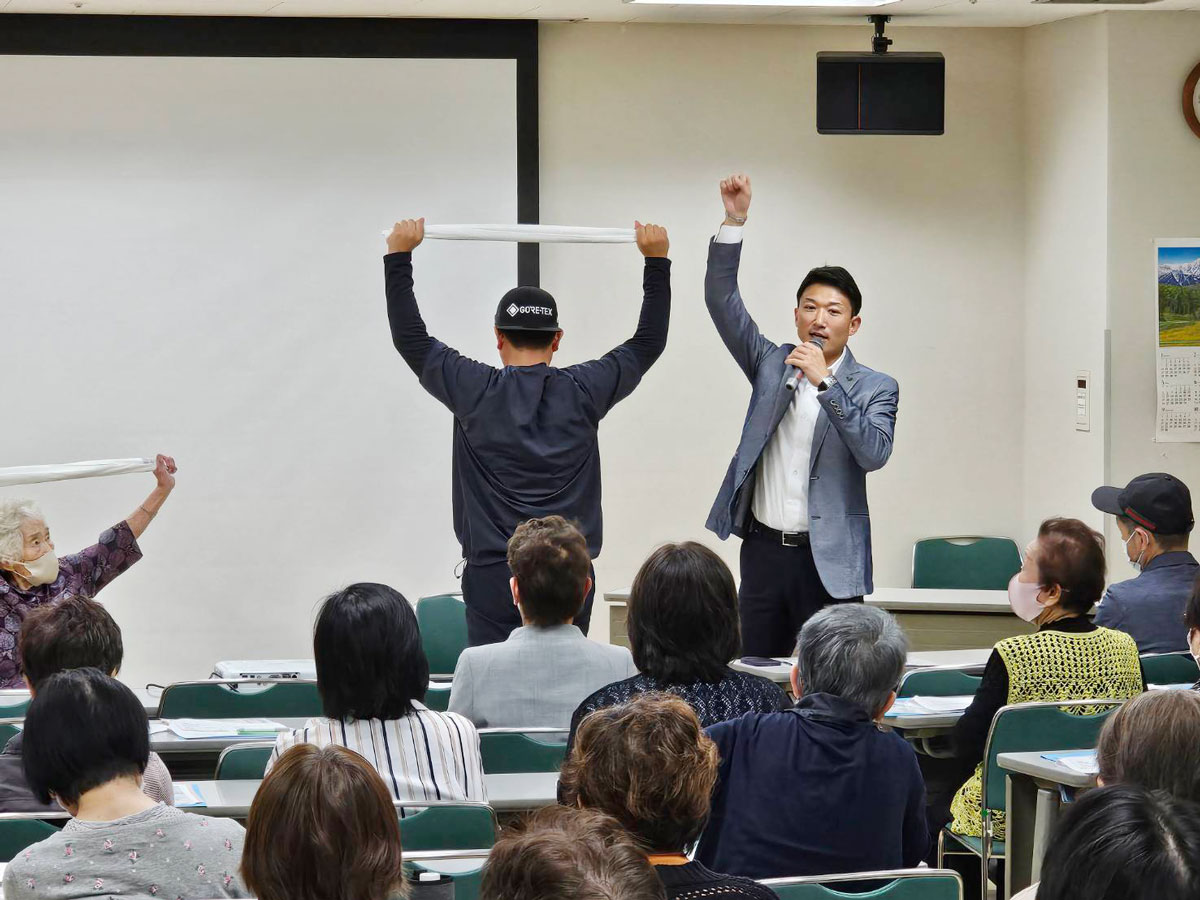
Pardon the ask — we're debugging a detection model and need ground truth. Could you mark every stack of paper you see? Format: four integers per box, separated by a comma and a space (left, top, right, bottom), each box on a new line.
885, 695, 975, 717
173, 783, 206, 808
165, 718, 288, 740
1041, 750, 1099, 776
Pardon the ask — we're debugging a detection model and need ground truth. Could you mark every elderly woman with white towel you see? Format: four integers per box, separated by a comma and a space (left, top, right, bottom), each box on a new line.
0, 454, 177, 688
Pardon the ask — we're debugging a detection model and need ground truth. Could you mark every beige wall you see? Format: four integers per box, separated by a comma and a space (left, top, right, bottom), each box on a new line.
1020, 15, 1109, 539
539, 22, 1028, 641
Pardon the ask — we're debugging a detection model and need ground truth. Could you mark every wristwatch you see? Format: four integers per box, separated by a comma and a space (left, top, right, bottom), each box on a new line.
818, 374, 838, 393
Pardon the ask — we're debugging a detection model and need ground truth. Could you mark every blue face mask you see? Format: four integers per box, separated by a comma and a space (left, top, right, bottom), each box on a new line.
1123, 529, 1148, 573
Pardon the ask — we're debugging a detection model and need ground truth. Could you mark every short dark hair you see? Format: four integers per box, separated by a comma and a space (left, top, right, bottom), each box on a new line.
19, 597, 123, 689
1098, 690, 1200, 804
23, 667, 149, 806
498, 328, 557, 351
1035, 517, 1107, 614
314, 583, 429, 721
797, 266, 862, 316
242, 744, 407, 900
1117, 514, 1190, 551
1038, 785, 1200, 900
507, 517, 590, 625
481, 806, 665, 900
627, 542, 740, 682
560, 694, 718, 852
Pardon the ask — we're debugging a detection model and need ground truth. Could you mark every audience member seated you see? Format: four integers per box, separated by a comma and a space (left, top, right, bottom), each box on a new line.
568, 543, 787, 749
267, 582, 485, 802
481, 806, 666, 900
1184, 574, 1200, 690
1097, 688, 1200, 801
0, 597, 172, 813
1011, 785, 1200, 900
561, 693, 777, 900
1091, 473, 1197, 653
449, 517, 635, 728
936, 518, 1143, 860
694, 604, 928, 880
2, 668, 247, 900
242, 743, 406, 900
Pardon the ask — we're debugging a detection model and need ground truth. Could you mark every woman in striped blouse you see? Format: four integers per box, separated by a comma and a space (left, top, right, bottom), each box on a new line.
265, 582, 486, 803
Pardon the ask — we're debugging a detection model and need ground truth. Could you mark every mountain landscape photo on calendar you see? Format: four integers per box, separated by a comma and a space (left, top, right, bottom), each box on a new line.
1158, 246, 1200, 346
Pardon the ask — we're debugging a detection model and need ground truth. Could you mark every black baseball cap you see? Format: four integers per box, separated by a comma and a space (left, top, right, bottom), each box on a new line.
494, 286, 560, 332
1091, 473, 1195, 534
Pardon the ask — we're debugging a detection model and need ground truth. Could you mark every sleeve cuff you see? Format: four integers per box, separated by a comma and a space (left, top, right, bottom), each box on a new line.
384, 251, 413, 263
644, 257, 671, 269
715, 224, 744, 244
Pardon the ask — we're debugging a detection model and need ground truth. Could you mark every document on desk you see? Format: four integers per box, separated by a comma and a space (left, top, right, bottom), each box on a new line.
166, 718, 288, 739
1041, 750, 1099, 776
885, 695, 975, 717
173, 783, 207, 808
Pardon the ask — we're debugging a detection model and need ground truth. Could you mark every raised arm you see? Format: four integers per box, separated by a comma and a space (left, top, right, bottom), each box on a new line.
124, 454, 176, 540
567, 223, 672, 416
815, 375, 899, 472
705, 175, 776, 381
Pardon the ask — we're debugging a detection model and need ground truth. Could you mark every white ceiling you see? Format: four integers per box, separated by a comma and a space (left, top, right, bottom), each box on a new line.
0, 0, 1197, 30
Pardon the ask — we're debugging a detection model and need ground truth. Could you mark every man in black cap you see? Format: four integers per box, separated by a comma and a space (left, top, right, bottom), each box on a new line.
1091, 473, 1198, 653
384, 217, 671, 645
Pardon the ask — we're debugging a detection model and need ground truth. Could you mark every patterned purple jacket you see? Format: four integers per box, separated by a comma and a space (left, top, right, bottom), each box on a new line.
0, 522, 142, 687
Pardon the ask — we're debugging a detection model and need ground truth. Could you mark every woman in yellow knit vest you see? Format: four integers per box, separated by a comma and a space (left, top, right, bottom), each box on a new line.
939, 518, 1143, 895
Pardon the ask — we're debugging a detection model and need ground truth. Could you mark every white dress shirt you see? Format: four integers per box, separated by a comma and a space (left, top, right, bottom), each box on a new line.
715, 223, 844, 533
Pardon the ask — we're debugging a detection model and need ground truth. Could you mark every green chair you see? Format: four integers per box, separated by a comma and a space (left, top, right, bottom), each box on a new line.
1140, 652, 1198, 686
424, 682, 453, 712
939, 698, 1128, 899
417, 594, 469, 679
912, 537, 1022, 590
898, 667, 982, 698
0, 817, 62, 863
479, 729, 568, 774
158, 680, 323, 718
397, 802, 498, 851
0, 696, 31, 719
214, 741, 276, 780
762, 869, 962, 900
406, 851, 489, 900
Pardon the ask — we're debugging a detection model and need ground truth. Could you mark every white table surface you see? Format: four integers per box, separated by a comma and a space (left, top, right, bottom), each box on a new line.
150, 718, 308, 754
180, 772, 560, 818
606, 587, 1012, 613
729, 648, 992, 684
997, 751, 1097, 789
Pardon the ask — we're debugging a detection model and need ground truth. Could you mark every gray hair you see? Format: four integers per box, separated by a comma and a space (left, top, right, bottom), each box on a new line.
796, 604, 908, 716
0, 499, 44, 565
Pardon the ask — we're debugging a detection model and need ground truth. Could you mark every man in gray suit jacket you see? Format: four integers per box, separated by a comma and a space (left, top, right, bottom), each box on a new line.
705, 174, 899, 657
448, 516, 636, 728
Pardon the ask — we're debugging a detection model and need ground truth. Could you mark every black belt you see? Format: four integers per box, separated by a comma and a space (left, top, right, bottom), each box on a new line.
749, 519, 810, 548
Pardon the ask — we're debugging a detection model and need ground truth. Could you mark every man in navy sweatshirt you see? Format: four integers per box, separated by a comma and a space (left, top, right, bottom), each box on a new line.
384, 218, 671, 646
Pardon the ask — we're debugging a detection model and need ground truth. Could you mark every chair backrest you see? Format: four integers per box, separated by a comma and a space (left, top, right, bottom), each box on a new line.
981, 699, 1125, 811
158, 680, 323, 718
479, 729, 568, 774
1140, 652, 1199, 686
397, 802, 498, 851
417, 595, 469, 679
214, 741, 276, 780
0, 694, 31, 719
0, 817, 61, 863
897, 666, 983, 698
424, 682, 453, 712
762, 868, 962, 900
912, 536, 1022, 590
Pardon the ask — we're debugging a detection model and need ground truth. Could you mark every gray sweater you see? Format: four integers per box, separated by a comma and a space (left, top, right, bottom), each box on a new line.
2, 803, 249, 900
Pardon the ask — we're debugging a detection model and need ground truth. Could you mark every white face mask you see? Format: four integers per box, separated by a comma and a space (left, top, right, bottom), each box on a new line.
16, 551, 59, 587
1123, 529, 1148, 573
1007, 573, 1046, 623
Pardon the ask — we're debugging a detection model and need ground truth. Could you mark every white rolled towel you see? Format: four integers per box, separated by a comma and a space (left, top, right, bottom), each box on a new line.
0, 458, 155, 488
383, 224, 637, 244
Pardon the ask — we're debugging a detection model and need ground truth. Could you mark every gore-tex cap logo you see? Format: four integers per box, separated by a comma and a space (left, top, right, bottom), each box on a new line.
507, 304, 520, 317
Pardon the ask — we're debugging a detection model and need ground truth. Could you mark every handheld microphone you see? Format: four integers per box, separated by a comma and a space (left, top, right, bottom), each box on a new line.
782, 336, 826, 392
